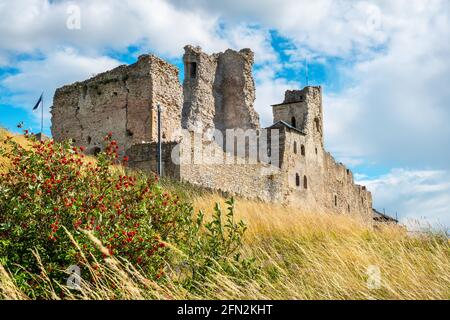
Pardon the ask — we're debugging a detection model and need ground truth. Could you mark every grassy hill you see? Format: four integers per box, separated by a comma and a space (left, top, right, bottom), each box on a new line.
0, 129, 449, 300
190, 194, 449, 299
0, 128, 29, 173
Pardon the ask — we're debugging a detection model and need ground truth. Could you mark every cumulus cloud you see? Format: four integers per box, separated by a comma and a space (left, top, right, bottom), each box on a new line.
254, 65, 300, 127
0, 0, 279, 132
1, 48, 120, 128
357, 169, 450, 231
168, 0, 388, 57
0, 0, 276, 60
0, 0, 279, 130
163, 0, 450, 171
323, 1, 450, 170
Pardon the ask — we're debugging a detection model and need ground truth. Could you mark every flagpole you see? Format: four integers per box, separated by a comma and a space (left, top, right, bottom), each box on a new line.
41, 92, 44, 136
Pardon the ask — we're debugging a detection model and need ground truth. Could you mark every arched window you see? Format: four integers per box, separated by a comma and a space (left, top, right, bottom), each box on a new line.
301, 144, 305, 156
303, 176, 308, 189
295, 173, 300, 187
293, 141, 297, 154
334, 195, 338, 207
291, 116, 296, 128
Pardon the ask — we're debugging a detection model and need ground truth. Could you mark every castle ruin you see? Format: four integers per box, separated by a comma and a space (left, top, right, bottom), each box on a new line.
52, 54, 182, 154
51, 45, 375, 222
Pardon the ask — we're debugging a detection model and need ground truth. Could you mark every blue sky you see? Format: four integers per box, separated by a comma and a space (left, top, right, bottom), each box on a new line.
1, 0, 449, 231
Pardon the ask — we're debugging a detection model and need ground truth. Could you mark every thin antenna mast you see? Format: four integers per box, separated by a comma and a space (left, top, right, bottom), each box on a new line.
305, 58, 309, 86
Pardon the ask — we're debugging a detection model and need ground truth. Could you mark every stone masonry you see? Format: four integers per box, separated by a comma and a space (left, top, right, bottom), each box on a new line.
182, 45, 260, 132
51, 54, 182, 154
52, 45, 375, 222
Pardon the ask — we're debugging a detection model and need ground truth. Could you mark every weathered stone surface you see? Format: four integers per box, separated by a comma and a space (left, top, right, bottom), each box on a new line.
52, 45, 374, 223
51, 54, 182, 154
269, 86, 372, 219
182, 45, 260, 133
127, 141, 180, 179
272, 86, 323, 147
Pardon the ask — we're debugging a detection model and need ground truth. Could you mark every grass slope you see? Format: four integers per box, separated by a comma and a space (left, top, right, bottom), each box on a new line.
191, 194, 450, 299
1, 129, 449, 300
0, 128, 29, 173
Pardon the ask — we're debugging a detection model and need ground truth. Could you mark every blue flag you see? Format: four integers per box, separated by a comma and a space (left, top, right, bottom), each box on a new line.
32, 93, 43, 111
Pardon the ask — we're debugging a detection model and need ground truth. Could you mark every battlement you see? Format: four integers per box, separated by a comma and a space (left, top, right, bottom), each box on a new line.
282, 86, 321, 104
271, 86, 323, 148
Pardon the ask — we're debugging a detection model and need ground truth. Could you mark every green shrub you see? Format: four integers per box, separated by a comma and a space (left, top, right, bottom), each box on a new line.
0, 132, 256, 298
178, 198, 258, 291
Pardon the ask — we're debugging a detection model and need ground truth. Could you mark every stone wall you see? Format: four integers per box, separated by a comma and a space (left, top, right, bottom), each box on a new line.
126, 142, 180, 179
323, 152, 373, 219
270, 88, 372, 220
182, 45, 217, 132
51, 45, 375, 223
182, 45, 260, 133
126, 132, 284, 202
178, 132, 283, 202
51, 54, 182, 154
125, 123, 372, 222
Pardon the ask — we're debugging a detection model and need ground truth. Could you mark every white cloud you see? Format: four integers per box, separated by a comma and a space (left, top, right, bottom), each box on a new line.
254, 65, 300, 127
358, 169, 450, 231
1, 48, 120, 129
162, 0, 450, 171
0, 0, 276, 61
323, 1, 450, 170
219, 25, 277, 65
0, 0, 277, 130
0, 0, 220, 57
168, 0, 389, 57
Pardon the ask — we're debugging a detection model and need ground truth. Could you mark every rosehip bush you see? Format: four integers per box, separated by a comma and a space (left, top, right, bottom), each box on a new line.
0, 132, 256, 298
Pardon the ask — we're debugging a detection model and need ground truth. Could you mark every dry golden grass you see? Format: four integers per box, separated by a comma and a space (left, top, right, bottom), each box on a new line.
192, 194, 450, 300
0, 128, 30, 174
1, 187, 448, 300
1, 129, 449, 300
2, 193, 447, 300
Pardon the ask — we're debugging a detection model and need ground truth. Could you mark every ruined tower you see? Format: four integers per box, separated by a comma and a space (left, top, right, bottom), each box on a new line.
182, 45, 260, 133
271, 86, 324, 149
51, 54, 182, 154
270, 86, 372, 219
